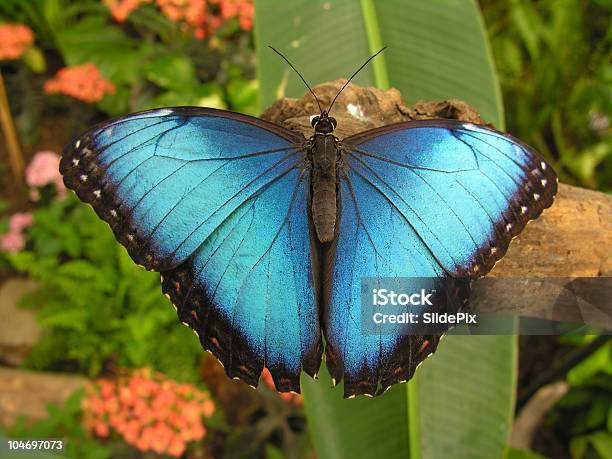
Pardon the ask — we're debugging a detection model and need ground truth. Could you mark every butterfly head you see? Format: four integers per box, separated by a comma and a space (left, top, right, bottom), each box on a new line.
311, 111, 337, 134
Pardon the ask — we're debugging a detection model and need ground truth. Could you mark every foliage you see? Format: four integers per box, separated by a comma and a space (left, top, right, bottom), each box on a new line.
548, 336, 612, 459
481, 0, 611, 191
2, 192, 204, 383
0, 0, 257, 146
2, 390, 112, 459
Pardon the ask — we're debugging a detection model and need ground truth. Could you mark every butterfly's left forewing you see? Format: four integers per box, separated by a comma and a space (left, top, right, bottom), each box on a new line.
324, 120, 557, 397
60, 107, 322, 391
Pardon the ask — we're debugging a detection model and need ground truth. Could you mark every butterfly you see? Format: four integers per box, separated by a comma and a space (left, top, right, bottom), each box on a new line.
60, 53, 557, 398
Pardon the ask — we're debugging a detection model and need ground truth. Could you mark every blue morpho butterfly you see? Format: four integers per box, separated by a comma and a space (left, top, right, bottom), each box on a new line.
60, 48, 557, 397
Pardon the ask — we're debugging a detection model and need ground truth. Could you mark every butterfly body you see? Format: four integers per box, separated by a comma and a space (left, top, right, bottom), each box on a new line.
60, 102, 557, 397
309, 111, 340, 242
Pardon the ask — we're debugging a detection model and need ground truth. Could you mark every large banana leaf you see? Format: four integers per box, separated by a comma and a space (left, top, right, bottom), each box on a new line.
254, 0, 503, 126
253, 1, 515, 458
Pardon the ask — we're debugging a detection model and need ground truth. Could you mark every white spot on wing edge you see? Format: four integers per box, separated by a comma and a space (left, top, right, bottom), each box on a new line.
541, 161, 547, 170
521, 206, 528, 214
534, 193, 540, 201
75, 139, 81, 148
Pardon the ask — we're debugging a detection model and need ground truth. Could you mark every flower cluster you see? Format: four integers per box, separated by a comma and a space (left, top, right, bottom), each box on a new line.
0, 23, 34, 60
25, 151, 66, 201
0, 213, 34, 254
260, 368, 303, 405
104, 0, 253, 38
44, 63, 115, 103
212, 0, 254, 31
83, 369, 215, 457
104, 0, 152, 22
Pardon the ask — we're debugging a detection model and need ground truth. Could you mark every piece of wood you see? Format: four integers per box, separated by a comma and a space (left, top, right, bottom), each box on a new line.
262, 80, 611, 328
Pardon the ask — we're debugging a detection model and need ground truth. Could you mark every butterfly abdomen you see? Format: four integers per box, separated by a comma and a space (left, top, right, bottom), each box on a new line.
311, 134, 339, 243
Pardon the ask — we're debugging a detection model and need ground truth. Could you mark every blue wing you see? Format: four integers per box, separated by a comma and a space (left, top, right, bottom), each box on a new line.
324, 120, 557, 397
60, 107, 322, 391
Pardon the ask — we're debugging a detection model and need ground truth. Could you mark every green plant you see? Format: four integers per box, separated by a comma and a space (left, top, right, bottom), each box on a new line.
0, 0, 257, 147
481, 0, 612, 191
5, 194, 203, 383
2, 389, 112, 459
550, 336, 612, 459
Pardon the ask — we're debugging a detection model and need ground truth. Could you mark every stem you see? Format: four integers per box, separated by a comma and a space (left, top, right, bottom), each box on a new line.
359, 0, 389, 89
517, 335, 611, 409
0, 70, 25, 184
407, 378, 420, 458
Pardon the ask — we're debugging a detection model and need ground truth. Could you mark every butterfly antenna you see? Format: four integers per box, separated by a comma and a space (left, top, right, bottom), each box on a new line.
269, 46, 323, 114
327, 47, 387, 114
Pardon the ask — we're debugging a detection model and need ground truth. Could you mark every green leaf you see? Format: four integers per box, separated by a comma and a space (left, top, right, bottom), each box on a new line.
254, 0, 503, 126
144, 54, 197, 90
255, 1, 514, 458
567, 342, 612, 386
504, 447, 547, 459
571, 431, 612, 459
301, 335, 516, 459
54, 15, 148, 84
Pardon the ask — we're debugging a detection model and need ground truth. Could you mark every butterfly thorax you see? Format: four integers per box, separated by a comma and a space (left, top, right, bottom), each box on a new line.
310, 131, 339, 243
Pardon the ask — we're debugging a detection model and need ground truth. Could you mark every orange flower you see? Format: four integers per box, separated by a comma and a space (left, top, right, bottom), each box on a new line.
0, 24, 34, 60
168, 436, 186, 457
94, 421, 110, 438
156, 0, 253, 38
83, 368, 215, 456
202, 399, 215, 417
212, 0, 253, 31
44, 63, 115, 103
260, 368, 303, 405
104, 0, 153, 22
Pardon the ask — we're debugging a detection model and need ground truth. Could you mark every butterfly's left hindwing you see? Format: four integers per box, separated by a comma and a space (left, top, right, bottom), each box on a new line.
60, 107, 322, 391
323, 120, 557, 397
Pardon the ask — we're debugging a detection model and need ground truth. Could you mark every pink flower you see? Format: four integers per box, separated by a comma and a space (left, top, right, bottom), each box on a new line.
9, 213, 34, 233
1, 212, 34, 254
0, 232, 26, 253
25, 151, 66, 199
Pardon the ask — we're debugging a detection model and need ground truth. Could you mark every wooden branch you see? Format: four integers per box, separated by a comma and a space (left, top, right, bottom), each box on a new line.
0, 70, 25, 184
262, 80, 612, 329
